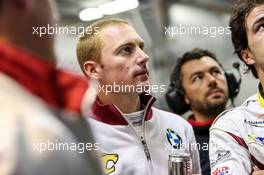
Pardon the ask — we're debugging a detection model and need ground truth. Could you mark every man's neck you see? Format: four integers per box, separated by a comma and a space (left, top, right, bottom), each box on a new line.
191, 110, 215, 123
98, 92, 141, 114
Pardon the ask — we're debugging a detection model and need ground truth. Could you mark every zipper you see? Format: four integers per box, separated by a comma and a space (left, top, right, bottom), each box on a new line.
140, 136, 151, 160
141, 96, 155, 174
121, 96, 155, 175
124, 122, 154, 174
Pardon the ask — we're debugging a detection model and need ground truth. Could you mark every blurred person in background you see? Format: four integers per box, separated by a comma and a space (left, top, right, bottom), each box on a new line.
76, 18, 201, 175
0, 0, 102, 174
167, 48, 232, 175
209, 0, 264, 174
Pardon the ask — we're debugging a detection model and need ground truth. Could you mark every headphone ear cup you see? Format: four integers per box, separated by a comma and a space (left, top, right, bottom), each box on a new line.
225, 72, 240, 99
165, 84, 190, 115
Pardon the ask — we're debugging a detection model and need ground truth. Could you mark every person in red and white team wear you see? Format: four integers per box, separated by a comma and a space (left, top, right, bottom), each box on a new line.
76, 18, 201, 175
209, 0, 264, 174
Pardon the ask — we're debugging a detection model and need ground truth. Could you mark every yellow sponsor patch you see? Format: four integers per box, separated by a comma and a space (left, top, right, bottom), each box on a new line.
101, 153, 119, 175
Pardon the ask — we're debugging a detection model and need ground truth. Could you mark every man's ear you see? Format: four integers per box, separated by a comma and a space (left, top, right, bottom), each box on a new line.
83, 61, 101, 79
241, 48, 255, 65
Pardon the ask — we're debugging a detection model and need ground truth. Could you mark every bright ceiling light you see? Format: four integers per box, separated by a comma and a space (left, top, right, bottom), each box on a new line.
79, 8, 103, 21
78, 0, 139, 21
98, 0, 139, 15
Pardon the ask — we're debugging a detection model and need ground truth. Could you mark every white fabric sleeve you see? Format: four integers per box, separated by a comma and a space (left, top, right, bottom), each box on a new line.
209, 129, 252, 175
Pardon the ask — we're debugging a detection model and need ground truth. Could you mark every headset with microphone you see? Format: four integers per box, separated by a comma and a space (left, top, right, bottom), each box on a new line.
165, 62, 242, 115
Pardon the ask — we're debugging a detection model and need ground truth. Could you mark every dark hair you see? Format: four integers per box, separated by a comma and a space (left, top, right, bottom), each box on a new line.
229, 0, 264, 78
170, 48, 222, 91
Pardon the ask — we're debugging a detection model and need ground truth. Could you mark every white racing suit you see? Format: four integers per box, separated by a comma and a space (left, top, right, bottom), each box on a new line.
88, 93, 201, 175
209, 88, 264, 175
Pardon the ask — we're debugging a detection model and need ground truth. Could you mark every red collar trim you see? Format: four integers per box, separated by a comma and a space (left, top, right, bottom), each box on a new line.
187, 114, 215, 127
91, 93, 156, 125
0, 41, 88, 113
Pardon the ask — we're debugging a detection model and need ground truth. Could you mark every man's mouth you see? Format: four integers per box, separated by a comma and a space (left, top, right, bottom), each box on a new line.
135, 69, 149, 77
207, 88, 224, 97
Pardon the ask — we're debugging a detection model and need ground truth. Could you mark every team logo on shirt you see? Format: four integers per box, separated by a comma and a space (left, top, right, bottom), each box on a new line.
101, 153, 119, 175
244, 115, 264, 128
166, 128, 182, 149
210, 151, 231, 168
247, 134, 264, 145
212, 166, 232, 175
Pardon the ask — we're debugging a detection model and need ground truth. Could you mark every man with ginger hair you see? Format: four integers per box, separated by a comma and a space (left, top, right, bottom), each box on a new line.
76, 18, 201, 175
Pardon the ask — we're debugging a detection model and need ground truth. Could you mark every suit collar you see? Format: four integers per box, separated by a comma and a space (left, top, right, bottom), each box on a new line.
91, 93, 156, 125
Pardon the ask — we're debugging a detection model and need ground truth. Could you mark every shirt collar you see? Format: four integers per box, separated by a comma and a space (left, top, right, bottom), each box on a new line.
91, 93, 156, 125
187, 114, 215, 127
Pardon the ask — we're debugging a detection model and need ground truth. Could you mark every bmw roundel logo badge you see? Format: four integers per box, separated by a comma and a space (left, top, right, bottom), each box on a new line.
166, 128, 182, 149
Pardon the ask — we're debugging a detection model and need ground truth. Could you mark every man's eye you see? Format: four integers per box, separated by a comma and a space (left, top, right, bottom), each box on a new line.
192, 75, 202, 83
211, 70, 221, 76
120, 47, 133, 55
257, 24, 264, 32
139, 44, 144, 50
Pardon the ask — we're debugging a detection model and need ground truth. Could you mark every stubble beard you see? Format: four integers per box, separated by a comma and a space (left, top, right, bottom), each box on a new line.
191, 96, 228, 118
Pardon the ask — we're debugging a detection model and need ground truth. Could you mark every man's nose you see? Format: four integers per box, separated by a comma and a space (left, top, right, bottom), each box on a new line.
207, 74, 217, 87
136, 48, 149, 65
